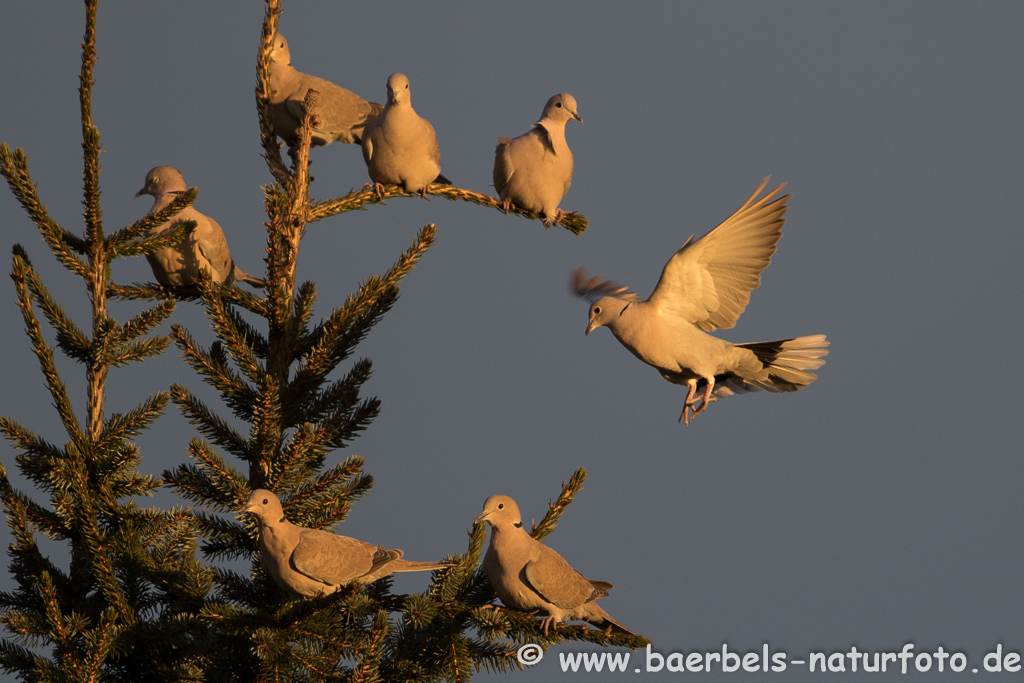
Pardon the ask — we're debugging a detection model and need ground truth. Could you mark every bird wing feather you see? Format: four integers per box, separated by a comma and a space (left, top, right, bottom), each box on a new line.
647, 178, 788, 332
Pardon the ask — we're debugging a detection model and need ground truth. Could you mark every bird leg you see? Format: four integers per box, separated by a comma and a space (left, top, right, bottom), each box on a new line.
501, 198, 512, 215
538, 615, 561, 635
372, 182, 386, 200
419, 184, 431, 200
680, 378, 717, 427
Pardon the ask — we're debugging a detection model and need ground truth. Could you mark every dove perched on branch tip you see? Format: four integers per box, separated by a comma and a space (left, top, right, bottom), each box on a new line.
245, 489, 452, 598
572, 178, 828, 426
476, 495, 636, 636
493, 93, 581, 226
361, 73, 450, 198
269, 33, 382, 148
135, 166, 265, 288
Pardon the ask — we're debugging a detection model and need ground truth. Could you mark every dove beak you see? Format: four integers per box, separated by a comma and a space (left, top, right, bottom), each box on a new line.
585, 319, 598, 336
134, 188, 145, 198
573, 111, 582, 122
474, 511, 490, 526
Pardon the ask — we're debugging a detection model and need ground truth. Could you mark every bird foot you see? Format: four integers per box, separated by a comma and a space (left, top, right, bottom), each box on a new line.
679, 396, 717, 427
501, 198, 512, 215
372, 182, 386, 200
538, 616, 561, 635
419, 185, 431, 200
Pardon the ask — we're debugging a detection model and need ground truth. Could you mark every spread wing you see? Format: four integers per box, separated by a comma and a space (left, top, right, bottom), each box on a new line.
569, 266, 641, 304
647, 178, 788, 332
291, 529, 377, 586
523, 545, 607, 610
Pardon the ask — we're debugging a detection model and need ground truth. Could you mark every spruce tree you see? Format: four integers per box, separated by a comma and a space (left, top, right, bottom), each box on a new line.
0, 1, 647, 681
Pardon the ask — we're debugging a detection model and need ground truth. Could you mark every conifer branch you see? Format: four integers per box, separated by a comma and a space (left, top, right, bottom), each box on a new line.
291, 358, 373, 426
165, 438, 249, 510
93, 394, 170, 455
530, 466, 587, 542
106, 187, 198, 253
196, 520, 253, 563
264, 92, 316, 392
168, 384, 253, 462
310, 185, 589, 236
195, 281, 268, 385
282, 456, 372, 528
352, 610, 389, 683
0, 146, 91, 266
256, 0, 287, 186
103, 299, 175, 349
169, 329, 261, 421
11, 250, 83, 441
79, 0, 102, 247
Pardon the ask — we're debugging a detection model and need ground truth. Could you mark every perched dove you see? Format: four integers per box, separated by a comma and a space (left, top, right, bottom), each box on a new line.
476, 495, 636, 636
361, 73, 450, 198
135, 166, 265, 288
269, 33, 383, 148
245, 489, 451, 598
493, 93, 581, 226
573, 178, 829, 426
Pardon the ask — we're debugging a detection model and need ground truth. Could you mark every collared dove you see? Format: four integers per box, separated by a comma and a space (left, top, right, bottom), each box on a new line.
493, 93, 581, 226
269, 33, 383, 148
476, 495, 636, 636
244, 489, 452, 598
361, 73, 450, 198
135, 166, 265, 288
573, 178, 829, 426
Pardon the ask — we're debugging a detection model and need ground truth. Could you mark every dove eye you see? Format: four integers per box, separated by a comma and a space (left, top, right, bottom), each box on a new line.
556, 102, 563, 108
497, 503, 504, 509
594, 306, 602, 315
262, 498, 268, 505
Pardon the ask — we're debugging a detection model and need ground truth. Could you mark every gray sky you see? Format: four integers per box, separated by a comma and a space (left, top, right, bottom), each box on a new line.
2, 1, 1023, 680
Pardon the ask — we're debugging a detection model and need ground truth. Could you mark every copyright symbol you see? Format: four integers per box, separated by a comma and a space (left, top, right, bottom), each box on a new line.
517, 643, 543, 666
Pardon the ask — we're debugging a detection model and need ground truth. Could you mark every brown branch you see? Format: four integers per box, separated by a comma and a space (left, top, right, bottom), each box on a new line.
256, 0, 287, 186
309, 184, 589, 236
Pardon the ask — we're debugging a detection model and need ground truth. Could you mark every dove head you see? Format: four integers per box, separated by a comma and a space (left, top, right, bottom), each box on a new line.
474, 495, 524, 530
270, 34, 290, 65
244, 489, 286, 523
136, 166, 185, 198
385, 73, 411, 107
540, 93, 582, 124
586, 296, 631, 335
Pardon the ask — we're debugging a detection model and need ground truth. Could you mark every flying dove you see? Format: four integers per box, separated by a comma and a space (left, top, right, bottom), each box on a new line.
572, 178, 829, 426
493, 93, 581, 226
361, 73, 450, 198
244, 489, 451, 598
269, 33, 383, 148
476, 495, 636, 636
135, 166, 265, 288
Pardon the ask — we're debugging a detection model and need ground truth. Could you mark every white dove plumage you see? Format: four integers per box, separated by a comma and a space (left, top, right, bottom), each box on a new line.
573, 178, 829, 426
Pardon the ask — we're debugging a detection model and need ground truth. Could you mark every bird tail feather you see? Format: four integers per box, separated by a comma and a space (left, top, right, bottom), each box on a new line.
390, 559, 455, 573
722, 334, 829, 395
584, 603, 637, 636
231, 263, 267, 288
